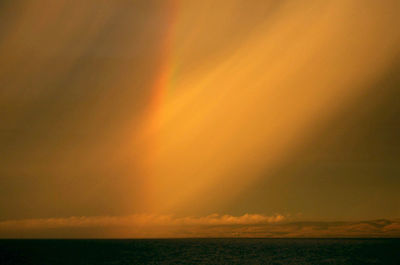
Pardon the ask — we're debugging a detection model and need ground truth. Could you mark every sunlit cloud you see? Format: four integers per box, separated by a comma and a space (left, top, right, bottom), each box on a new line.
0, 214, 284, 229
1, 215, 399, 238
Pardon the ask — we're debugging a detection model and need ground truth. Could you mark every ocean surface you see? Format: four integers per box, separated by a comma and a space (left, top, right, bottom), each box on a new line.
0, 238, 399, 265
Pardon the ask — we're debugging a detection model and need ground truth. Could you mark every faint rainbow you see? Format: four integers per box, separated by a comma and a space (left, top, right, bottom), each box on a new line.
147, 0, 180, 131
141, 0, 180, 211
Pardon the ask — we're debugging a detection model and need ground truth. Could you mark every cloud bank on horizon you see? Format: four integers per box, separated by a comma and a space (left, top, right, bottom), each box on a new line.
0, 214, 399, 238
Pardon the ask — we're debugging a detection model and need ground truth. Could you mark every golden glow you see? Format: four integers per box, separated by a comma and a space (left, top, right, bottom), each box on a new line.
1, 0, 400, 238
140, 0, 400, 213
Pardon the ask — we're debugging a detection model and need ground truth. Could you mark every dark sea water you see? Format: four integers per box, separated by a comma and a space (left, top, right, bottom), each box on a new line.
0, 239, 399, 265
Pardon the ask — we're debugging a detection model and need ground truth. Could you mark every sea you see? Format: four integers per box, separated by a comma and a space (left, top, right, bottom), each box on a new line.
0, 238, 399, 264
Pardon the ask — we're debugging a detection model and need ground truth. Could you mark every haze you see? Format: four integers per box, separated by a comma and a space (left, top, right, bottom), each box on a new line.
0, 0, 399, 238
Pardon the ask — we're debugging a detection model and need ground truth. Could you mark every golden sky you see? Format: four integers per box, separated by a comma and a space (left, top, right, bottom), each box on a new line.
0, 0, 399, 238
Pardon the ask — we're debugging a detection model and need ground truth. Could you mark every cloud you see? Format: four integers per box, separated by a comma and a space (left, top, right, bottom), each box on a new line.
0, 213, 284, 229
0, 215, 399, 238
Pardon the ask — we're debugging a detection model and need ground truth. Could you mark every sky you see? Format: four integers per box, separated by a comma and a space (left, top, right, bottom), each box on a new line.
0, 0, 399, 238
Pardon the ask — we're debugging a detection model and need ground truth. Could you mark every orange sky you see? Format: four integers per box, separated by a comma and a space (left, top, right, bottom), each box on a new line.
0, 0, 400, 238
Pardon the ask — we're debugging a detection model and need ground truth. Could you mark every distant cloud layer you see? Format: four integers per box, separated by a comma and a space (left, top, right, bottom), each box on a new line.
0, 213, 284, 228
0, 214, 398, 238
